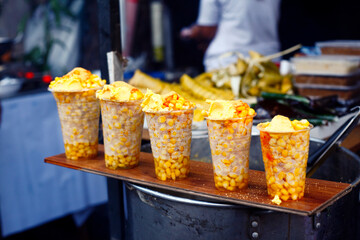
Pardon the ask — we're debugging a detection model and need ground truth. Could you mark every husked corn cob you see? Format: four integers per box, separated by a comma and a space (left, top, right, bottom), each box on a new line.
259, 129, 310, 201
180, 74, 234, 101
208, 118, 254, 190
128, 70, 165, 93
53, 91, 100, 160
101, 100, 144, 169
146, 109, 193, 181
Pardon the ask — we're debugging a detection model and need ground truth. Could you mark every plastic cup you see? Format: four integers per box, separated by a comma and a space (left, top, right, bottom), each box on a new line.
145, 109, 194, 181
207, 116, 255, 191
51, 89, 100, 160
100, 100, 144, 169
257, 123, 313, 201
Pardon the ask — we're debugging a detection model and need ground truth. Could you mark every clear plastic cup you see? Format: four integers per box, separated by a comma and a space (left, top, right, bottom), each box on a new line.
145, 109, 194, 181
207, 116, 255, 191
51, 89, 100, 160
257, 123, 313, 201
100, 100, 144, 169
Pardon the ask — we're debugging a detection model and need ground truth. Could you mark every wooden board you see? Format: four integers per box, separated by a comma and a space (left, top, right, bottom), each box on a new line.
44, 145, 352, 216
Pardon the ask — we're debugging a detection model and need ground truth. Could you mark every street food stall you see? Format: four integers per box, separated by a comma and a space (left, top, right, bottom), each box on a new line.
41, 1, 360, 240
2, 0, 360, 239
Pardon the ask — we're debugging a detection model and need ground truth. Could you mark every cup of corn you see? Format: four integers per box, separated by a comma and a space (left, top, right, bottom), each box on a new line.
204, 100, 256, 191
96, 81, 144, 169
141, 90, 195, 181
257, 115, 312, 203
49, 67, 106, 160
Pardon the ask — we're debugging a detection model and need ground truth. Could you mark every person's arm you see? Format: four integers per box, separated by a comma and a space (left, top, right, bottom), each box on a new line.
180, 0, 219, 49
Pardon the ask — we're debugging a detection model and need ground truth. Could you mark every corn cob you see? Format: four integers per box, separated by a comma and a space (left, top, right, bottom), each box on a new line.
180, 74, 234, 100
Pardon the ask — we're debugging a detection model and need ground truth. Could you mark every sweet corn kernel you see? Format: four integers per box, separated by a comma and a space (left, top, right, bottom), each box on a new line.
158, 116, 166, 123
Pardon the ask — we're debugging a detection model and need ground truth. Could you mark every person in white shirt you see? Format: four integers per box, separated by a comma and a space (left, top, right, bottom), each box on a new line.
181, 0, 281, 71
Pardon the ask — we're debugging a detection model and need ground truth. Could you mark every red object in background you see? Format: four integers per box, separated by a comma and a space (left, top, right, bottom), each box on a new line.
42, 75, 52, 83
25, 72, 34, 79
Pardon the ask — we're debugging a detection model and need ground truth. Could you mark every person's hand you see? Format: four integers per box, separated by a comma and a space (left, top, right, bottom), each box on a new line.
180, 24, 217, 52
180, 25, 217, 40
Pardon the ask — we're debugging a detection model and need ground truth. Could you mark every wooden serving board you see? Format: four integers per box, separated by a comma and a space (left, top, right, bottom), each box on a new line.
44, 145, 352, 216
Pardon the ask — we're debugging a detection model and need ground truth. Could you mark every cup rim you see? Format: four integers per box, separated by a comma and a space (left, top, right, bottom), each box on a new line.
48, 86, 103, 93
205, 113, 256, 121
100, 99, 143, 103
256, 122, 314, 133
143, 108, 195, 114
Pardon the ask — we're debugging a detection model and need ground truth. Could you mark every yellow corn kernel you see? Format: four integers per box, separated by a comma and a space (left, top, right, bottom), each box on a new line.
236, 175, 244, 183
281, 189, 289, 196
163, 134, 169, 140
288, 188, 296, 194
222, 159, 231, 166
278, 172, 285, 180
286, 173, 294, 182
180, 167, 187, 174
284, 163, 292, 170
222, 152, 227, 157
280, 195, 289, 201
269, 176, 275, 184
269, 138, 277, 146
282, 150, 288, 157
112, 115, 118, 119
223, 176, 230, 181
161, 173, 167, 181
229, 173, 237, 178
277, 138, 286, 147
271, 184, 278, 191
291, 194, 298, 200
158, 116, 166, 123
167, 119, 175, 126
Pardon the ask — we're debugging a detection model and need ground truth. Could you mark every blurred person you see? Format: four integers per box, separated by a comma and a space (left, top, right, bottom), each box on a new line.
181, 0, 281, 71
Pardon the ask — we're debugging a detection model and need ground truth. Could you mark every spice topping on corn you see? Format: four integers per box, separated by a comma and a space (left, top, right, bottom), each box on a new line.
205, 100, 255, 120
49, 67, 106, 91
141, 89, 195, 112
260, 115, 310, 132
96, 81, 144, 101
